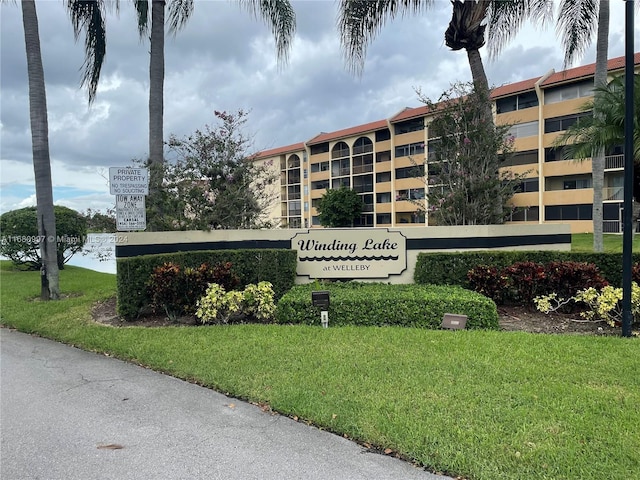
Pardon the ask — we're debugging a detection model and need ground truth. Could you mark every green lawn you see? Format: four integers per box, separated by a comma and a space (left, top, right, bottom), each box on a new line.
571, 232, 640, 252
1, 261, 638, 480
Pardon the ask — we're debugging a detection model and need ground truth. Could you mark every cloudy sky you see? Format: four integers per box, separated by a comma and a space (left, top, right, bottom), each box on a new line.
1, 0, 638, 215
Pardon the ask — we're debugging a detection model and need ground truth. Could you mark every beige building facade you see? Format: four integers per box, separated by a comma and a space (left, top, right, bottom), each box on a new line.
255, 53, 640, 233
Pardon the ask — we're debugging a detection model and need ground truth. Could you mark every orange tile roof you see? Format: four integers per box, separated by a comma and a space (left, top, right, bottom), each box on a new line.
253, 142, 305, 160
491, 77, 541, 99
306, 119, 388, 145
542, 52, 640, 87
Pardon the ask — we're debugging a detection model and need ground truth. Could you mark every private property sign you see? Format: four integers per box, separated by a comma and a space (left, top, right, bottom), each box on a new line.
109, 167, 149, 195
292, 229, 407, 279
116, 194, 146, 231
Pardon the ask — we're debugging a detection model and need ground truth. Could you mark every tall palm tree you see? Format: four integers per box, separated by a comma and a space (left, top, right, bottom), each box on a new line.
554, 0, 617, 252
134, 0, 296, 231
20, 0, 109, 300
338, 0, 550, 122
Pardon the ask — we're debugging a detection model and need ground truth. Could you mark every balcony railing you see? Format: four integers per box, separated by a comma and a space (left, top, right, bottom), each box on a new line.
605, 154, 624, 170
603, 186, 624, 201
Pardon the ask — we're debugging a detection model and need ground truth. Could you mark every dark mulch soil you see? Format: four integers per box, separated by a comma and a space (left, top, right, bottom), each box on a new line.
92, 296, 623, 335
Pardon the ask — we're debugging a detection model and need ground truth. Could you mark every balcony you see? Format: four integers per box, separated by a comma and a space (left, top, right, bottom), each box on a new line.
605, 154, 624, 171
603, 186, 624, 201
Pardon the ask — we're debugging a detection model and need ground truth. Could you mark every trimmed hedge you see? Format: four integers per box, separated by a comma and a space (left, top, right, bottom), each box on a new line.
275, 282, 499, 330
414, 251, 640, 288
117, 249, 297, 319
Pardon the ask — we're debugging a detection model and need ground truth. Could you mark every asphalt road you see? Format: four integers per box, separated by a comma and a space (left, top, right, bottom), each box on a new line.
0, 329, 453, 480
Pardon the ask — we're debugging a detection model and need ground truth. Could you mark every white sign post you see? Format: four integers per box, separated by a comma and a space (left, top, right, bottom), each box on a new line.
110, 167, 148, 231
115, 194, 146, 231
109, 167, 149, 195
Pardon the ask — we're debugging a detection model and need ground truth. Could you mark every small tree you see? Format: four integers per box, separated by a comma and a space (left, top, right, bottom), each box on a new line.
0, 206, 87, 270
317, 187, 364, 227
82, 208, 116, 233
145, 110, 278, 230
418, 82, 525, 225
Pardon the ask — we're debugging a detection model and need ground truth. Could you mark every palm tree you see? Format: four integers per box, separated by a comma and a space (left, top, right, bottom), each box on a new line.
554, 74, 640, 203
555, 0, 610, 252
19, 0, 109, 299
134, 0, 296, 231
338, 0, 550, 121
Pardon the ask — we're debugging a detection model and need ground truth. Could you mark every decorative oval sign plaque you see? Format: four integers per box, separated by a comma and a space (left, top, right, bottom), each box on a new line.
292, 229, 407, 279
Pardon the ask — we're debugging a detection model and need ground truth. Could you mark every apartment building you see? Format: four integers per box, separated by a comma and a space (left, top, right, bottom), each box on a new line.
255, 53, 640, 233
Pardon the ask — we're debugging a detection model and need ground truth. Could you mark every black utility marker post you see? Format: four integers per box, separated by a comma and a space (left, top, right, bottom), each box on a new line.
311, 290, 330, 328
621, 0, 635, 338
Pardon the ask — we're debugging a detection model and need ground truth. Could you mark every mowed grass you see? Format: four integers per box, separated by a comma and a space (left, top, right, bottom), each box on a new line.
1, 261, 639, 480
571, 232, 640, 252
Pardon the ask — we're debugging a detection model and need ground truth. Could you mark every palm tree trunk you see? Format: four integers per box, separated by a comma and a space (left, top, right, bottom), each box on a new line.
148, 0, 165, 231
21, 0, 59, 300
591, 0, 609, 252
466, 48, 492, 123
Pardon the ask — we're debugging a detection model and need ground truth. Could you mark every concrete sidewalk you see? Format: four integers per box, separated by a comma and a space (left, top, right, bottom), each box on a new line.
0, 329, 453, 480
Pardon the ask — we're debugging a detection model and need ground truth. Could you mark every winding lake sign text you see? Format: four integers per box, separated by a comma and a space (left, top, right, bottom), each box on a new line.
292, 229, 406, 279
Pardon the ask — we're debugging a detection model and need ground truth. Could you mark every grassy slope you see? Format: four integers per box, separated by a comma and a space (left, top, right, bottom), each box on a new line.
1, 262, 638, 480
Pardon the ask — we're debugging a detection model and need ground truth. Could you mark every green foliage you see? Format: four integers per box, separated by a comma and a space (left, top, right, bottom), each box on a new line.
317, 187, 364, 227
196, 281, 276, 324
0, 206, 87, 270
535, 282, 640, 328
117, 249, 296, 318
415, 251, 640, 290
81, 208, 116, 233
417, 82, 525, 225
144, 110, 278, 231
275, 282, 498, 329
146, 261, 240, 320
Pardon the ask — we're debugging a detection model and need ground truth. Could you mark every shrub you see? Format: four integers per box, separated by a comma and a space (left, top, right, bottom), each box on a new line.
502, 261, 547, 305
275, 282, 499, 330
467, 265, 510, 304
196, 281, 276, 324
146, 261, 240, 320
545, 261, 608, 300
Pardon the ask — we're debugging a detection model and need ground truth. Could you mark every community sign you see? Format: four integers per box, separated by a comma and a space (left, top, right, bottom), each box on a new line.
292, 229, 406, 279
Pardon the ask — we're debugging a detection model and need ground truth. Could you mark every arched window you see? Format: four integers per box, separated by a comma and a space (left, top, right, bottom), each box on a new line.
288, 154, 300, 169
331, 141, 350, 159
353, 137, 373, 155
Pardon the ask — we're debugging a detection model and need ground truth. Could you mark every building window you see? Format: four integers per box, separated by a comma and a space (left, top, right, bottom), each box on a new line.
311, 179, 329, 190
287, 185, 301, 199
516, 178, 539, 193
287, 169, 300, 184
331, 141, 350, 159
312, 216, 320, 225
395, 142, 425, 158
396, 188, 424, 200
394, 118, 424, 135
311, 161, 329, 172
310, 143, 329, 155
331, 158, 350, 177
376, 171, 391, 183
353, 174, 373, 193
509, 206, 539, 222
304, 201, 309, 212
288, 200, 301, 216
545, 204, 592, 221
376, 213, 392, 224
303, 169, 308, 179
354, 214, 374, 227
544, 112, 591, 133
287, 155, 300, 168
375, 128, 391, 142
496, 91, 539, 113
353, 137, 373, 155
395, 166, 422, 179
545, 147, 569, 162
332, 177, 350, 189
352, 153, 373, 174
544, 80, 594, 104
502, 149, 538, 167
508, 121, 539, 138
376, 192, 392, 203
376, 150, 391, 163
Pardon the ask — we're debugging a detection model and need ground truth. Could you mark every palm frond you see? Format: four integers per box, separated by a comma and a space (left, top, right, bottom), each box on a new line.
133, 0, 149, 38
487, 0, 553, 59
555, 0, 598, 68
65, 0, 115, 104
240, 0, 296, 67
167, 0, 194, 35
338, 0, 430, 76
